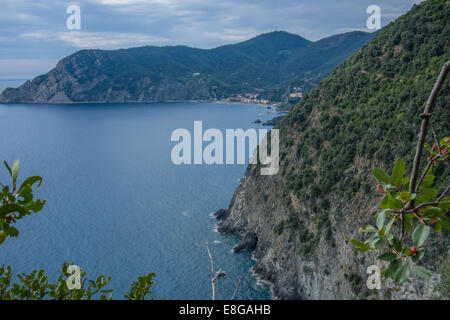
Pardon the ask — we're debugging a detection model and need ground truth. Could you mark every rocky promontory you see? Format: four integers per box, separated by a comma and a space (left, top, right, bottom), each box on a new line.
0, 31, 374, 104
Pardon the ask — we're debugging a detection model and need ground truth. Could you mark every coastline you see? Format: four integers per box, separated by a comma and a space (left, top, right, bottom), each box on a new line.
249, 253, 277, 300
0, 98, 281, 108
213, 210, 277, 300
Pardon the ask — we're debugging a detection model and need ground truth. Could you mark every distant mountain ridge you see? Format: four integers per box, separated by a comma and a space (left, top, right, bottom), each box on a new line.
0, 30, 374, 104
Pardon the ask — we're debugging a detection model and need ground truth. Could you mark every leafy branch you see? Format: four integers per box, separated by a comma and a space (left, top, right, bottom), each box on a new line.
0, 262, 155, 300
351, 61, 450, 285
0, 159, 45, 244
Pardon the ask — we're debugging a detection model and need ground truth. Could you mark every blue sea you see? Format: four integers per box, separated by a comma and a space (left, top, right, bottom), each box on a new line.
0, 102, 276, 300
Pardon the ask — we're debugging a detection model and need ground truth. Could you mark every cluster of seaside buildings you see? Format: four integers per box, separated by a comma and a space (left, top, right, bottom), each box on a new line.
225, 94, 271, 105
193, 72, 304, 105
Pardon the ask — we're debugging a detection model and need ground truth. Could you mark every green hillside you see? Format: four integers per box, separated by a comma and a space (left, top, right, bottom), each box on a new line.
217, 0, 449, 299
279, 0, 449, 267
0, 31, 373, 104
282, 0, 449, 200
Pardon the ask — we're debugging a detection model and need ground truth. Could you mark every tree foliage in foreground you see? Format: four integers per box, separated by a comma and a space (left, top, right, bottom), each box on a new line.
0, 160, 155, 300
351, 61, 450, 285
352, 145, 449, 284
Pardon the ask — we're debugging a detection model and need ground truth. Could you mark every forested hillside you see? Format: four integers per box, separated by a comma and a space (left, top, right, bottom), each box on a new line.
0, 31, 373, 104
218, 0, 449, 299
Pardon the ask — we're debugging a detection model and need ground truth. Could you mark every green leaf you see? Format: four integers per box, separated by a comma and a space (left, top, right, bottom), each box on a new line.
23, 199, 46, 213
0, 204, 28, 219
385, 218, 396, 234
404, 216, 412, 232
2, 224, 19, 237
378, 252, 397, 262
0, 232, 6, 245
440, 137, 450, 147
379, 194, 391, 209
438, 198, 450, 212
420, 187, 438, 202
412, 224, 431, 247
412, 249, 425, 263
384, 259, 401, 279
18, 176, 43, 193
402, 177, 410, 192
374, 239, 387, 248
376, 210, 386, 230
395, 263, 410, 284
350, 239, 371, 252
3, 160, 12, 177
393, 237, 402, 253
412, 265, 432, 280
11, 159, 19, 188
365, 234, 381, 247
379, 193, 402, 210
422, 207, 444, 218
420, 169, 435, 188
396, 191, 410, 202
392, 158, 405, 186
403, 247, 412, 257
372, 168, 395, 185
359, 225, 378, 233
17, 184, 33, 204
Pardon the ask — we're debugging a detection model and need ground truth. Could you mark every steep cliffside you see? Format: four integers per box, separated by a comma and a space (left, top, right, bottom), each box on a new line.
0, 52, 211, 103
218, 0, 449, 300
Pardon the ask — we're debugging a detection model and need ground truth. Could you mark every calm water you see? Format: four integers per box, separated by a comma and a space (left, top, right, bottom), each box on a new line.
0, 102, 275, 299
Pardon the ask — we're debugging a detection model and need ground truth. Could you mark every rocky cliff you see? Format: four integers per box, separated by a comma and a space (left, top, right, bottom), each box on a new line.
217, 165, 441, 300
0, 52, 211, 103
217, 0, 449, 300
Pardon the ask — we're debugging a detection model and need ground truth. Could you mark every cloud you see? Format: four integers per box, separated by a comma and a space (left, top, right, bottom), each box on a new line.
20, 31, 170, 49
95, 0, 177, 5
0, 59, 58, 79
0, 0, 422, 79
200, 29, 259, 42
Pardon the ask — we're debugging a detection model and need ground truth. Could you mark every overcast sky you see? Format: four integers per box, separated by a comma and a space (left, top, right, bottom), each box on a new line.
0, 0, 423, 79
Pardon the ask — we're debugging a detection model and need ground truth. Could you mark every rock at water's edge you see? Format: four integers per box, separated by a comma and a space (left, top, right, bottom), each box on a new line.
232, 232, 257, 253
213, 208, 229, 221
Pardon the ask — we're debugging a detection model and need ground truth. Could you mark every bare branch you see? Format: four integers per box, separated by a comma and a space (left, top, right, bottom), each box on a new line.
231, 277, 242, 300
415, 154, 441, 193
205, 242, 216, 300
411, 185, 450, 211
407, 61, 450, 209
411, 211, 428, 226
431, 124, 442, 155
435, 185, 449, 202
400, 214, 405, 240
